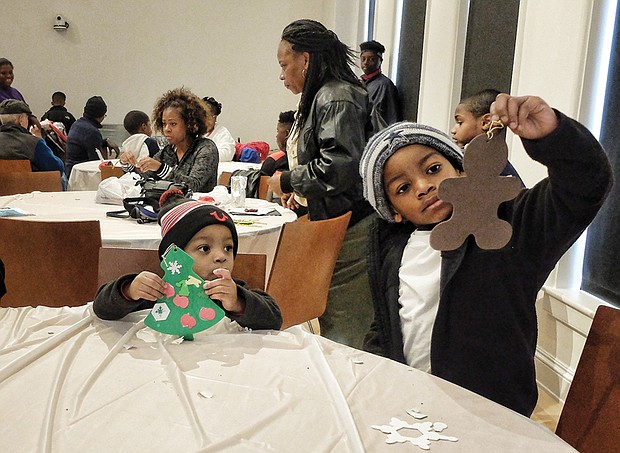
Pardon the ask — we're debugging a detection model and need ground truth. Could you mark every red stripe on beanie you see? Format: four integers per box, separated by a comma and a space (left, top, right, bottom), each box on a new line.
160, 201, 206, 237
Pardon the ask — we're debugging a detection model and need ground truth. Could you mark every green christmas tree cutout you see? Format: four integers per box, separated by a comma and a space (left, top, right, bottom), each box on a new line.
144, 244, 225, 340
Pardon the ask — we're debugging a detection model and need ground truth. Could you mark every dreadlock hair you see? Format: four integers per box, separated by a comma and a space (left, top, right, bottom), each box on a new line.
281, 19, 363, 133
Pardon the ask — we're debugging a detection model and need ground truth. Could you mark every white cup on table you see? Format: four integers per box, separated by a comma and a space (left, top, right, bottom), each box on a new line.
230, 175, 247, 208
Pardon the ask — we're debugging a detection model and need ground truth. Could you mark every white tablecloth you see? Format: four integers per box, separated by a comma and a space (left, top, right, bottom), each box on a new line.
67, 160, 262, 192
0, 191, 296, 279
67, 159, 121, 191
0, 305, 575, 452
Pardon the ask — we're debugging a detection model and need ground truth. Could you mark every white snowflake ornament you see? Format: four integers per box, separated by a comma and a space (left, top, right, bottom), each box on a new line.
166, 260, 182, 274
371, 416, 458, 450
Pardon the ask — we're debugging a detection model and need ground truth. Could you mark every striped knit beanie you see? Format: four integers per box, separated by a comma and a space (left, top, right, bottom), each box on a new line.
157, 191, 238, 258
360, 121, 464, 222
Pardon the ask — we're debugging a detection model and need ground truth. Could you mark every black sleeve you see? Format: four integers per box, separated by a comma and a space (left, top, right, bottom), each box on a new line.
509, 111, 613, 278
93, 274, 155, 320
227, 279, 283, 330
145, 137, 160, 158
0, 258, 6, 300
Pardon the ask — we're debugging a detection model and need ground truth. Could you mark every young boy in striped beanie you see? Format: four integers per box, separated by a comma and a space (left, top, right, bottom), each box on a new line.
94, 189, 282, 330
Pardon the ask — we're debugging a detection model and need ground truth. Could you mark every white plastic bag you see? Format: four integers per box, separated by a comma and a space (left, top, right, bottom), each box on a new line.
95, 172, 142, 205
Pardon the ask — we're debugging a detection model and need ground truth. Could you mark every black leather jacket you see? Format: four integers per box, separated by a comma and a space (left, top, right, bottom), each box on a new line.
280, 80, 378, 224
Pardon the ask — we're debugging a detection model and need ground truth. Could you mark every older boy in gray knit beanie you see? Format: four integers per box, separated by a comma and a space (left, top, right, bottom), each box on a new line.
359, 121, 463, 223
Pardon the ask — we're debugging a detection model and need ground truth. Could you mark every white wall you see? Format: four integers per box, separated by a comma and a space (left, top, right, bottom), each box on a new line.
417, 0, 468, 131
0, 0, 364, 148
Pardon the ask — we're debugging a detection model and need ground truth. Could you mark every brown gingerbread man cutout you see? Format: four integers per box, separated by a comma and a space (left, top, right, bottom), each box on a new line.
430, 128, 522, 251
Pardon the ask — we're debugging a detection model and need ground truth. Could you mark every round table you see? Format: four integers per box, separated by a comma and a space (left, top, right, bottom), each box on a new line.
67, 160, 120, 191
0, 190, 296, 279
67, 159, 262, 192
0, 304, 578, 452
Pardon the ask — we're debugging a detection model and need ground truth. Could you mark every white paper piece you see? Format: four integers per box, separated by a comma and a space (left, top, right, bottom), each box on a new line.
0, 207, 33, 217
198, 390, 214, 399
372, 417, 458, 450
406, 408, 428, 419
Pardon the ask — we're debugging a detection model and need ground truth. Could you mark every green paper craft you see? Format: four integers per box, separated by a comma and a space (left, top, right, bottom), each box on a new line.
144, 244, 225, 340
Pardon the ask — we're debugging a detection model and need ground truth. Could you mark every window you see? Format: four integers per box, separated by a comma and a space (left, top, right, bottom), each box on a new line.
581, 0, 620, 305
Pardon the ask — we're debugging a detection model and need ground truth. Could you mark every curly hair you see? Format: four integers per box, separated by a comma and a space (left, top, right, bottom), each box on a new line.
152, 87, 208, 138
278, 110, 295, 125
281, 19, 362, 131
202, 96, 222, 116
460, 89, 500, 118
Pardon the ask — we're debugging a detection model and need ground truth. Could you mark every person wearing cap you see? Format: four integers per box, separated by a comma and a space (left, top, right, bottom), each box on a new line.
0, 99, 66, 181
65, 95, 118, 177
359, 40, 401, 125
93, 189, 282, 331
359, 93, 612, 416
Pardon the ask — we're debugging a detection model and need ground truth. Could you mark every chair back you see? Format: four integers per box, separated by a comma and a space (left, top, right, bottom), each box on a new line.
555, 305, 620, 452
98, 248, 267, 293
218, 171, 232, 187
0, 171, 62, 196
98, 248, 162, 288
233, 253, 267, 290
267, 211, 351, 329
0, 218, 101, 308
258, 175, 270, 200
0, 159, 32, 173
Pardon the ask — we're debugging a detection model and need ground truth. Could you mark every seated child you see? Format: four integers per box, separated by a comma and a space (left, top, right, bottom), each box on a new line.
119, 110, 160, 161
359, 93, 613, 416
260, 110, 295, 177
93, 189, 282, 331
451, 88, 524, 186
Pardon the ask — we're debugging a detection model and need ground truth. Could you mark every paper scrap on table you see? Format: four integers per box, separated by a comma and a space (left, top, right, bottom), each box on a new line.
198, 390, 214, 399
0, 207, 33, 217
372, 417, 458, 450
406, 408, 428, 419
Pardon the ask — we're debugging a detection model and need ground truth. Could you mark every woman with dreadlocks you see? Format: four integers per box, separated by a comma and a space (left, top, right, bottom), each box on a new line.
268, 19, 382, 349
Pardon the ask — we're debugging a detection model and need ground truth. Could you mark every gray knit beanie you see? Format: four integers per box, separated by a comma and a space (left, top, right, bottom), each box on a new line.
360, 121, 464, 222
